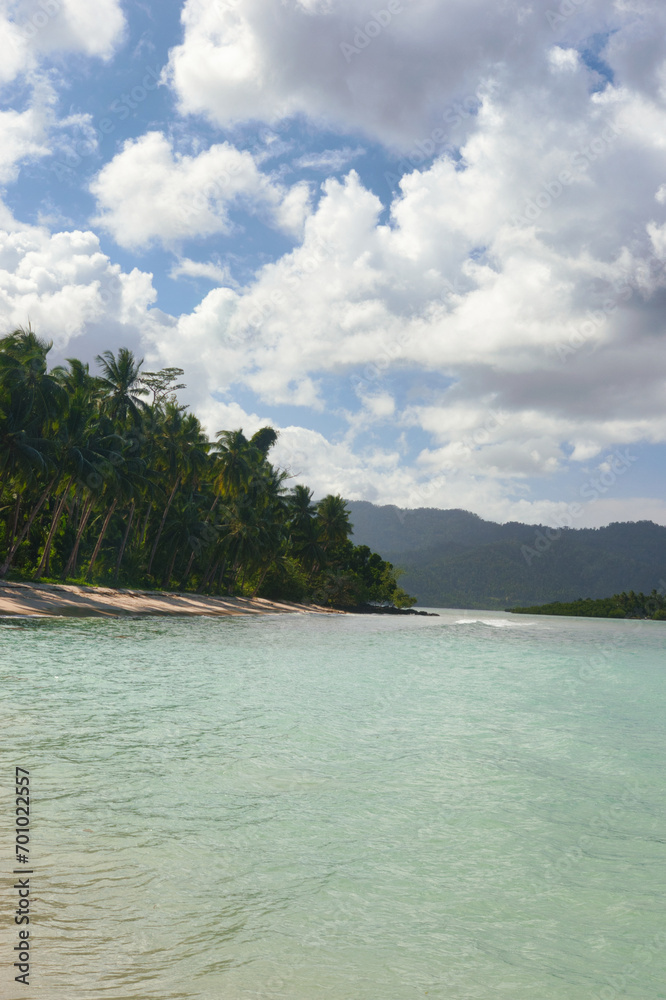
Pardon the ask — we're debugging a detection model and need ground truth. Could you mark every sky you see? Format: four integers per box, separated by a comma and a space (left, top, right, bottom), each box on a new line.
2, 0, 666, 528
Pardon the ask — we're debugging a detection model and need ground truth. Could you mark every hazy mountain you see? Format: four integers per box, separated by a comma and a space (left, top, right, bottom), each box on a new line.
347, 501, 666, 609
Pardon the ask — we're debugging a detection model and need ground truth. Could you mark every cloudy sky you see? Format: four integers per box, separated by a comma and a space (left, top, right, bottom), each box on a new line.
2, 0, 666, 527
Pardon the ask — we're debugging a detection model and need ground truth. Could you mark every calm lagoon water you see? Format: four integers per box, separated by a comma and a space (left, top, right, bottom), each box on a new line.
1, 609, 665, 1000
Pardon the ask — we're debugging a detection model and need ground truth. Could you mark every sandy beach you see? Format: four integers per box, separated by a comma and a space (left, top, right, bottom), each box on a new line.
0, 580, 345, 619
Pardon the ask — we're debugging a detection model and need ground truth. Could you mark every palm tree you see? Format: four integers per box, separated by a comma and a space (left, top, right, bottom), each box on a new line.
211, 429, 256, 499
249, 426, 279, 459
316, 494, 352, 551
33, 366, 105, 578
95, 348, 149, 424
146, 404, 209, 576
0, 329, 64, 577
0, 327, 64, 430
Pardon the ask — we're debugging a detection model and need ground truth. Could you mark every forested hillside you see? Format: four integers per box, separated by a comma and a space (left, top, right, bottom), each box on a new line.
347, 501, 666, 609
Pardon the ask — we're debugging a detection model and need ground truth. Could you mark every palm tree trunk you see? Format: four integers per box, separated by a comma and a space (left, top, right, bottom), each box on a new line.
201, 558, 221, 593
181, 548, 196, 589
86, 498, 118, 580
114, 498, 135, 583
61, 494, 95, 579
252, 562, 271, 597
181, 494, 219, 589
140, 502, 153, 545
216, 554, 228, 593
34, 476, 74, 579
147, 477, 180, 575
0, 475, 58, 578
162, 546, 179, 589
8, 494, 21, 550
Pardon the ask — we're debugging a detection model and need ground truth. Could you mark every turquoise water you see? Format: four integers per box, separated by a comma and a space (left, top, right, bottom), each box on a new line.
1, 609, 665, 1000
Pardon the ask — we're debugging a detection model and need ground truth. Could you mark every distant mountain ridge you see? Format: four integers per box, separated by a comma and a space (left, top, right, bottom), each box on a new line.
346, 501, 666, 609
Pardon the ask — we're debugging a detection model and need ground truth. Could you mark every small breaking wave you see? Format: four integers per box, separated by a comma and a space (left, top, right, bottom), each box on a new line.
453, 618, 525, 628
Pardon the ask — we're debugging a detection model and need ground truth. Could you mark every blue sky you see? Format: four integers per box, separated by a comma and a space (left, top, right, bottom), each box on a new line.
2, 0, 666, 527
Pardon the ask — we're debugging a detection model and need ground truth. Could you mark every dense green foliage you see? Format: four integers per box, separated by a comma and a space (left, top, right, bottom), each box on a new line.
0, 329, 414, 608
510, 590, 666, 619
347, 501, 666, 609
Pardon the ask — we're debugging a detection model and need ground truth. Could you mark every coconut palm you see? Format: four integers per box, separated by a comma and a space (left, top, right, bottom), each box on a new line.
95, 348, 149, 424
316, 494, 352, 551
146, 403, 209, 576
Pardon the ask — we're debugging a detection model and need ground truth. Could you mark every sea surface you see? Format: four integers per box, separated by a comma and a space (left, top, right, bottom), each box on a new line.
1, 609, 665, 1000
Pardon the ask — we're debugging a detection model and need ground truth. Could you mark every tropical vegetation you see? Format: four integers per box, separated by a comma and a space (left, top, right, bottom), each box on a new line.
0, 328, 414, 608
510, 591, 666, 619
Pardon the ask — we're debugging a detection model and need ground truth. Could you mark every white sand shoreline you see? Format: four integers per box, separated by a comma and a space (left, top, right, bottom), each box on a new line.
0, 580, 345, 619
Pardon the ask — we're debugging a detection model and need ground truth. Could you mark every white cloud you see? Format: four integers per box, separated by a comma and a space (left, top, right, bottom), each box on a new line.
548, 46, 580, 73
0, 74, 86, 185
147, 35, 666, 492
3, 0, 125, 75
170, 257, 234, 285
4, 0, 666, 528
294, 146, 365, 171
90, 131, 311, 249
0, 223, 157, 350
0, 104, 50, 184
0, 0, 125, 185
166, 0, 624, 146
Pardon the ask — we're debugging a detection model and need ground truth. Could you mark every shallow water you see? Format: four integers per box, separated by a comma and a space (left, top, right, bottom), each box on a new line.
1, 609, 665, 999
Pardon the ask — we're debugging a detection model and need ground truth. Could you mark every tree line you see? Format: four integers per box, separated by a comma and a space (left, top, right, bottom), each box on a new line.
0, 328, 414, 607
510, 591, 666, 619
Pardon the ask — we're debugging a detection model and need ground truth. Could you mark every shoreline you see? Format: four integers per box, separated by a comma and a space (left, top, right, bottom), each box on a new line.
0, 580, 346, 619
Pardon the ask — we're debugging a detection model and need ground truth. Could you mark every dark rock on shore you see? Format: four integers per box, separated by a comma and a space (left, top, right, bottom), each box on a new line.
343, 604, 439, 617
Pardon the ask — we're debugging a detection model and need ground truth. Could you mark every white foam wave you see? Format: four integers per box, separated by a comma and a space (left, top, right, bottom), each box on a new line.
454, 618, 524, 628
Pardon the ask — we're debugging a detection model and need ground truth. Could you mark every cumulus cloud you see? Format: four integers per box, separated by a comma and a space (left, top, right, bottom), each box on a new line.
0, 0, 125, 185
0, 0, 125, 91
0, 103, 50, 184
3, 0, 125, 74
149, 19, 666, 496
90, 131, 311, 249
166, 0, 626, 146
0, 223, 157, 351
4, 0, 666, 528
